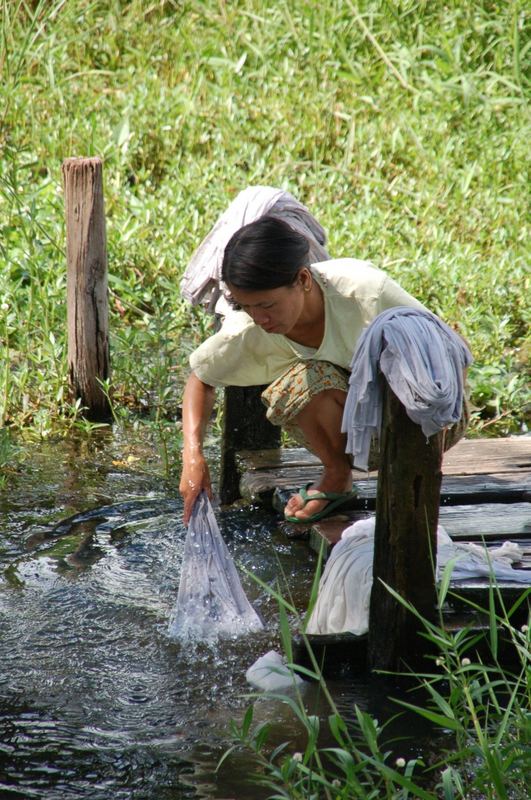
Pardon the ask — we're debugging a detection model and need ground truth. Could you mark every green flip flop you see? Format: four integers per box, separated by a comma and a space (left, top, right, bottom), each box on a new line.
284, 482, 358, 524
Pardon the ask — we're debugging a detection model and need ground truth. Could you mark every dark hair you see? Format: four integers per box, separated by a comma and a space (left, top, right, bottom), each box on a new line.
221, 216, 310, 290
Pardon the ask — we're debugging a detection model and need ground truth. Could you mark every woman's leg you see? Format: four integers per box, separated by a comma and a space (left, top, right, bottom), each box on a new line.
262, 360, 353, 522
283, 388, 353, 521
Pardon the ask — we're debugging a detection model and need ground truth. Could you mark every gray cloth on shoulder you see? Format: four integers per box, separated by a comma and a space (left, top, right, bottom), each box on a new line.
180, 185, 329, 313
342, 307, 473, 470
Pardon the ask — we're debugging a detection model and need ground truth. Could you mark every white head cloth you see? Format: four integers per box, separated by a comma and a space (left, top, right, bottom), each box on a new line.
180, 185, 329, 314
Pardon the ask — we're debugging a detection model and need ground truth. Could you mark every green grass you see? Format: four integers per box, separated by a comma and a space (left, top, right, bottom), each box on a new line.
1, 0, 529, 434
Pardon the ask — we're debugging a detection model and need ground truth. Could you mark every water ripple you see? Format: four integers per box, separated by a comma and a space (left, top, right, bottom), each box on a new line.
0, 433, 331, 799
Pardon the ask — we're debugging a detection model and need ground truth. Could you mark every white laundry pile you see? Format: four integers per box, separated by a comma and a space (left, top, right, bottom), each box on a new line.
305, 519, 376, 636
168, 492, 263, 641
180, 185, 329, 314
342, 307, 473, 470
305, 518, 530, 636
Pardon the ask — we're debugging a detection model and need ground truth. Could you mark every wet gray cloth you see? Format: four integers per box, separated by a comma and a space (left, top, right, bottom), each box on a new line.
168, 492, 263, 641
180, 185, 329, 313
342, 307, 473, 470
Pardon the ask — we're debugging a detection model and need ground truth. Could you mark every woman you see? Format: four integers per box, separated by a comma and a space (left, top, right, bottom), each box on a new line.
179, 215, 428, 524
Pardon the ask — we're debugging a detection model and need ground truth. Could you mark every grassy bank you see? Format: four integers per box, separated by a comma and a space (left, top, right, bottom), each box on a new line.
1, 0, 529, 436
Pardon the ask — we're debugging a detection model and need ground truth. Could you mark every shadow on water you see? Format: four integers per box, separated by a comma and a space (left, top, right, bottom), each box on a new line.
0, 428, 446, 799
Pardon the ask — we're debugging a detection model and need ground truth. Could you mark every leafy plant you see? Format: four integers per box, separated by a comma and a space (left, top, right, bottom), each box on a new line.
0, 0, 529, 438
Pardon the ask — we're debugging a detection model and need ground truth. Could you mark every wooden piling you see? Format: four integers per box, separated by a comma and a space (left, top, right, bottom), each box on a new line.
220, 386, 281, 504
368, 380, 444, 672
63, 157, 111, 421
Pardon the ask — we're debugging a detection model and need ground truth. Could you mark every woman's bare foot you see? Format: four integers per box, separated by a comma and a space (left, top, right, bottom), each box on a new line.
284, 466, 353, 522
283, 387, 353, 522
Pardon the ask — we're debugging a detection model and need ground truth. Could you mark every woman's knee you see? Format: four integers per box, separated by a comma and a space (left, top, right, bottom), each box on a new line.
294, 387, 347, 423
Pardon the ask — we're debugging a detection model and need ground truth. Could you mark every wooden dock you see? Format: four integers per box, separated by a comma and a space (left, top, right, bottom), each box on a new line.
237, 437, 531, 660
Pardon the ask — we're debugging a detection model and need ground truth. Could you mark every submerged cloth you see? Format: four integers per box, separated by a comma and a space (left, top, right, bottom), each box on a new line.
168, 492, 263, 641
180, 185, 329, 313
245, 650, 304, 692
306, 518, 531, 636
342, 307, 473, 470
190, 260, 425, 387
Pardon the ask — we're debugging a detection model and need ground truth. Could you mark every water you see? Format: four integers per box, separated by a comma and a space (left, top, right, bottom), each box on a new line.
0, 429, 325, 799
0, 428, 442, 799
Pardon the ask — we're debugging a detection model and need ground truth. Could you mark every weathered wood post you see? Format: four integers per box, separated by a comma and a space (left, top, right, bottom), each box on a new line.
368, 380, 444, 671
62, 157, 111, 421
220, 386, 281, 503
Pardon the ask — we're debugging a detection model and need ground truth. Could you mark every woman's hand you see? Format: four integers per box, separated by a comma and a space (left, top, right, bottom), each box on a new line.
179, 449, 212, 524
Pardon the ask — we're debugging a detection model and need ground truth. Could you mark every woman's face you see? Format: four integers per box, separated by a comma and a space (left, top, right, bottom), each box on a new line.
226, 280, 307, 336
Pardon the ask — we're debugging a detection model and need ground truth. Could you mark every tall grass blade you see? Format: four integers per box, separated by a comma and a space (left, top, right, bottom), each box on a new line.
278, 594, 293, 665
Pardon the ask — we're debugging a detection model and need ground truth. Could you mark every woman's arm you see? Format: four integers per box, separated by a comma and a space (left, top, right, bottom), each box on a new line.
179, 372, 217, 523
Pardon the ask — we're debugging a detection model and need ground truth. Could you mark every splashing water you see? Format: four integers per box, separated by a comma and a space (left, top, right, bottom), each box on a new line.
168, 492, 264, 642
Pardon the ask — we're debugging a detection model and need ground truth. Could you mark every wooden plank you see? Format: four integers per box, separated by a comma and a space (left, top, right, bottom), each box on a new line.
238, 438, 531, 507
237, 447, 320, 469
244, 471, 530, 507
308, 512, 372, 553
239, 437, 531, 476
308, 529, 531, 567
298, 602, 530, 671
309, 505, 531, 549
439, 503, 531, 540
442, 437, 531, 475
302, 609, 493, 651
438, 474, 530, 504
